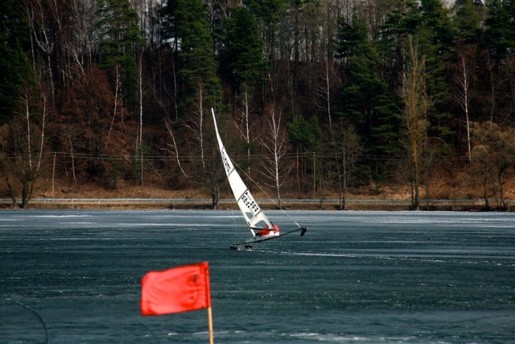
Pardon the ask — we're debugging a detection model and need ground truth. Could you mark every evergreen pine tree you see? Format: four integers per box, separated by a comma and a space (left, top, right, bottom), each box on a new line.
484, 0, 515, 64
0, 0, 31, 123
335, 15, 401, 179
383, 0, 455, 140
174, 0, 221, 114
96, 0, 143, 113
220, 7, 268, 96
454, 0, 484, 45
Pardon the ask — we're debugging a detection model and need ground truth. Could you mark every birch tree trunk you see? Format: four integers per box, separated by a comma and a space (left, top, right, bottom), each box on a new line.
455, 54, 473, 163
164, 119, 188, 178
138, 51, 144, 186
106, 65, 120, 150
197, 82, 206, 170
15, 85, 48, 208
27, 0, 56, 106
260, 107, 290, 208
236, 84, 252, 175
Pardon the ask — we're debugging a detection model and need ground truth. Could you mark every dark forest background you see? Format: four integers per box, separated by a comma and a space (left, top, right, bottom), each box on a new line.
0, 0, 514, 209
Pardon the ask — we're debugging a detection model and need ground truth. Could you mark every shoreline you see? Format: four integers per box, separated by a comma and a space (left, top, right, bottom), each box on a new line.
1, 197, 512, 211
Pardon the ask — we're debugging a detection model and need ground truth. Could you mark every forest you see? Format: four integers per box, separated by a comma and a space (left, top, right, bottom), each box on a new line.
0, 0, 514, 209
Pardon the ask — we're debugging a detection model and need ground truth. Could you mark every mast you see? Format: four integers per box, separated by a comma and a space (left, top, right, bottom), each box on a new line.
211, 109, 273, 234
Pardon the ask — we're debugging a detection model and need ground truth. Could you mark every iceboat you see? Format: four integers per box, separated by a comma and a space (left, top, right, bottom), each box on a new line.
211, 108, 307, 250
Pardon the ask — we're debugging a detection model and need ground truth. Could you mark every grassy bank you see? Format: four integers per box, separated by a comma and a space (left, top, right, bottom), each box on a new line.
1, 196, 512, 211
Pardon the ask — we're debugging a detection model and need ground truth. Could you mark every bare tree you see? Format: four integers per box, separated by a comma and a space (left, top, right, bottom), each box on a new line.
470, 121, 515, 210
105, 65, 122, 149
332, 120, 361, 210
259, 106, 291, 208
67, 0, 98, 73
316, 53, 340, 137
401, 36, 430, 210
26, 0, 57, 106
197, 83, 206, 170
0, 124, 15, 206
234, 84, 254, 174
5, 82, 49, 208
150, 72, 188, 180
183, 83, 209, 171
134, 0, 160, 186
164, 119, 188, 178
470, 144, 493, 209
137, 51, 144, 185
454, 51, 475, 163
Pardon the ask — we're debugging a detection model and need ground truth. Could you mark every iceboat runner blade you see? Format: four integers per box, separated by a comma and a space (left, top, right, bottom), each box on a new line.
230, 226, 307, 249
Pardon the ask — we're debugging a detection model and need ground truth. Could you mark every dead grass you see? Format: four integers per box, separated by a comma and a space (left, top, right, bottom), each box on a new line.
1, 175, 513, 211
35, 180, 207, 199
29, 176, 515, 201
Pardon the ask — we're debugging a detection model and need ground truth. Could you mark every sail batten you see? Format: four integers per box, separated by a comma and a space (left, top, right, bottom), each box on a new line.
212, 109, 273, 233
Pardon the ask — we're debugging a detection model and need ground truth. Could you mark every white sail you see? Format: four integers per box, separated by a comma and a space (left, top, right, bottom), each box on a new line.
211, 109, 273, 235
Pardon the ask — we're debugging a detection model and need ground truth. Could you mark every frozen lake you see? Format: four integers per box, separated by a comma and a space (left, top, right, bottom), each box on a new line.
1, 210, 514, 343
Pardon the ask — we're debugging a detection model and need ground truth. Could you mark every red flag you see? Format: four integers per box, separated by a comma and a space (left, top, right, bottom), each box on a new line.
141, 261, 211, 316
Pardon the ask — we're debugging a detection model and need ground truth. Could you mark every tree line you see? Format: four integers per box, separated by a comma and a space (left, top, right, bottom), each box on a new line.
0, 0, 513, 209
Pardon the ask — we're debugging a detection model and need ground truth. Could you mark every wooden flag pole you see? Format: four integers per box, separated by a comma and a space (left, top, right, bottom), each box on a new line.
207, 307, 214, 344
